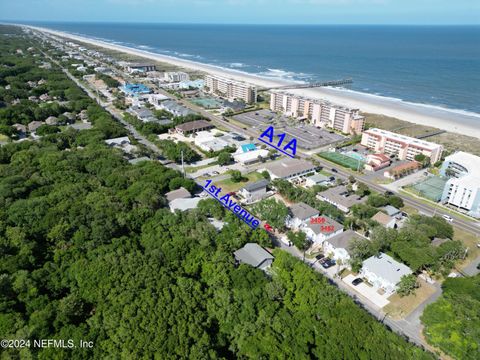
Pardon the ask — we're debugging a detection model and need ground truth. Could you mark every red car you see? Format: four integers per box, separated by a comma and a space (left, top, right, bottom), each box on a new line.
263, 223, 273, 232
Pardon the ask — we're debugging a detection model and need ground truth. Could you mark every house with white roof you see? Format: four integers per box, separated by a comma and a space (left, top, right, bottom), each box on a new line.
169, 197, 202, 212
360, 253, 413, 295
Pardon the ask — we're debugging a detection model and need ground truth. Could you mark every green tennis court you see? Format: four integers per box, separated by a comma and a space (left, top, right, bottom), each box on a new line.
319, 151, 364, 171
411, 176, 447, 202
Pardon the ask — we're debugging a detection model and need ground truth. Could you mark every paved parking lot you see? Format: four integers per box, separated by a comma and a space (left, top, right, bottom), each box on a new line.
233, 109, 345, 150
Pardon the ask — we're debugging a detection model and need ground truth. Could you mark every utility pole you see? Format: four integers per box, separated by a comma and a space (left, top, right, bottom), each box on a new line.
181, 150, 185, 177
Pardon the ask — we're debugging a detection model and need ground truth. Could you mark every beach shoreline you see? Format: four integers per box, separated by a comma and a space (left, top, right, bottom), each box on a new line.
23, 24, 480, 139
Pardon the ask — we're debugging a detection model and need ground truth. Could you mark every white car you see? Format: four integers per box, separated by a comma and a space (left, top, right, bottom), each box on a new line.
442, 214, 454, 223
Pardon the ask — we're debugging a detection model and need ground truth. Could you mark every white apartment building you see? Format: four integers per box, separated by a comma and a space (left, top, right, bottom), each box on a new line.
361, 128, 443, 163
440, 152, 480, 218
269, 91, 365, 135
205, 75, 257, 103
164, 71, 190, 83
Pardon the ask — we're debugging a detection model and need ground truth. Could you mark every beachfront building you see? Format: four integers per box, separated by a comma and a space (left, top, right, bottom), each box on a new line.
126, 63, 156, 73
361, 128, 443, 164
440, 152, 480, 218
269, 91, 365, 135
205, 75, 257, 104
164, 71, 190, 83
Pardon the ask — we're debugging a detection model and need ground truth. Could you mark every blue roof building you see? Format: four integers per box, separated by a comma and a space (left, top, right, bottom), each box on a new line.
241, 143, 257, 153
121, 83, 151, 96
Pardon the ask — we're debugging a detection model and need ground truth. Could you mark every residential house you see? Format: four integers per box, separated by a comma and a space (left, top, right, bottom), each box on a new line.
169, 197, 202, 212
286, 202, 319, 230
304, 173, 331, 188
165, 187, 192, 203
360, 253, 413, 295
381, 205, 402, 219
234, 243, 274, 270
105, 136, 137, 154
45, 116, 59, 125
238, 180, 269, 204
301, 216, 344, 245
28, 121, 43, 133
317, 185, 367, 213
160, 100, 195, 117
323, 230, 366, 264
372, 211, 397, 229
175, 120, 215, 136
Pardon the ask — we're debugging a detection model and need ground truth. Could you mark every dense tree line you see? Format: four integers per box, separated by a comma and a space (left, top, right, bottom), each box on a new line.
272, 179, 345, 222
0, 26, 435, 359
156, 139, 201, 163
422, 276, 480, 359
348, 215, 462, 274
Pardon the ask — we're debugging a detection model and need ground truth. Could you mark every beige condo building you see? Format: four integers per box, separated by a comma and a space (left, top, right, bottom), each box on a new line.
270, 91, 365, 135
361, 128, 443, 163
205, 75, 257, 104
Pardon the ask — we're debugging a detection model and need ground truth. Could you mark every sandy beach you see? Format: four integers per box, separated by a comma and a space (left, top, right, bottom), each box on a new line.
25, 25, 480, 139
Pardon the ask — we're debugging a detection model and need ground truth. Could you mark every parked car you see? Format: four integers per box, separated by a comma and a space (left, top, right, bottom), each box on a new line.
263, 223, 273, 232
352, 278, 363, 286
442, 214, 454, 223
331, 168, 338, 173
315, 254, 324, 260
385, 190, 394, 196
211, 171, 219, 175
320, 258, 336, 269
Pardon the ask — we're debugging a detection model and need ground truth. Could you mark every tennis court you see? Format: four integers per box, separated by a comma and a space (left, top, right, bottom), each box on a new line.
319, 151, 364, 171
190, 97, 223, 109
411, 176, 447, 202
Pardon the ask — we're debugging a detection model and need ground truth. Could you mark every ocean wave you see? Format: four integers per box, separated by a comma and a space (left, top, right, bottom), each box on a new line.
325, 87, 480, 119
36, 26, 480, 119
229, 62, 246, 68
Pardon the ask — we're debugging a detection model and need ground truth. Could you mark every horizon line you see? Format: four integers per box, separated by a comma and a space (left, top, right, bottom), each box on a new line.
1, 20, 479, 27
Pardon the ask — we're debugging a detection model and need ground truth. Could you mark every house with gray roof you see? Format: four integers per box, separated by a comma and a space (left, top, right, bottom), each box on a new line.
304, 173, 331, 188
238, 179, 269, 204
286, 202, 319, 229
234, 243, 274, 270
317, 185, 367, 213
360, 253, 413, 295
301, 216, 344, 245
262, 158, 316, 181
165, 187, 192, 203
323, 230, 366, 264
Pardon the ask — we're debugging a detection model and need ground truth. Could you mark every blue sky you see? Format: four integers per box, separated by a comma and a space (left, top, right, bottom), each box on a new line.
1, 0, 479, 25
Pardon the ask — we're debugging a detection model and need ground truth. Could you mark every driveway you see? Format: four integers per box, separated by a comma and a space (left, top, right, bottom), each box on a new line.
343, 274, 390, 308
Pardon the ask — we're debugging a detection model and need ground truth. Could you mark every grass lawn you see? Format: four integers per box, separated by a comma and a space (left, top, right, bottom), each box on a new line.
454, 227, 480, 271
185, 161, 218, 174
215, 172, 264, 193
399, 188, 477, 222
0, 134, 10, 142
383, 279, 437, 319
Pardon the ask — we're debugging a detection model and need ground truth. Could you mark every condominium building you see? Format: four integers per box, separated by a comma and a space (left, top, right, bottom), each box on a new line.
361, 128, 443, 163
440, 152, 480, 218
205, 75, 257, 103
269, 91, 365, 135
164, 71, 190, 83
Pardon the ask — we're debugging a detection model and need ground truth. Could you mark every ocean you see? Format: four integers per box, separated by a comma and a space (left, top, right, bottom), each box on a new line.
28, 22, 480, 114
